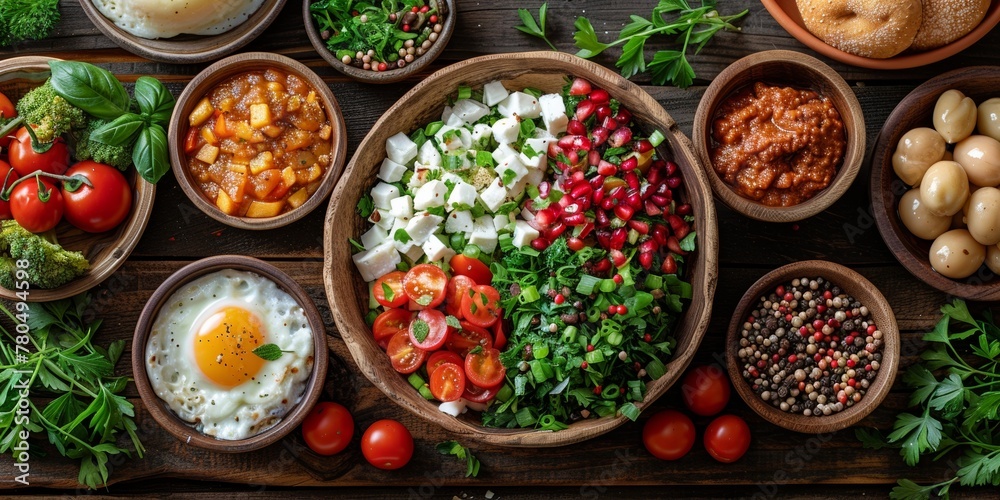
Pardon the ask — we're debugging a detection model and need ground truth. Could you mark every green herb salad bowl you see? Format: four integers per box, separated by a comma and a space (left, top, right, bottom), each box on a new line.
323, 51, 719, 447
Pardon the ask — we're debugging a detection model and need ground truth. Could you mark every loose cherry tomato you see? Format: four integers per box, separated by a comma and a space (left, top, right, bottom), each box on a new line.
408, 308, 449, 351
402, 263, 448, 308
446, 321, 492, 356
10, 176, 63, 233
7, 127, 70, 176
427, 350, 463, 375
462, 382, 499, 404
301, 401, 354, 456
680, 364, 731, 417
361, 419, 413, 470
642, 409, 695, 461
465, 347, 504, 388
449, 254, 492, 285
386, 330, 427, 374
460, 285, 501, 328
0, 160, 20, 219
0, 91, 15, 148
430, 362, 466, 402
703, 414, 751, 463
373, 271, 408, 308
372, 309, 413, 349
444, 274, 475, 317
61, 161, 132, 233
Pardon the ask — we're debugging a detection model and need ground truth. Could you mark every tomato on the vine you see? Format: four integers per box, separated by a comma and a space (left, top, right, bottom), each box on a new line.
301, 402, 354, 456
7, 127, 70, 176
680, 365, 731, 417
361, 419, 413, 470
373, 271, 408, 308
0, 160, 20, 220
0, 92, 15, 148
449, 254, 492, 285
10, 176, 63, 233
61, 161, 132, 233
703, 414, 751, 463
642, 410, 695, 461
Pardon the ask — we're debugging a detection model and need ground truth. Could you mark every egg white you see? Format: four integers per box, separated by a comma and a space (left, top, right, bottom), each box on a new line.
93, 0, 267, 39
146, 269, 314, 440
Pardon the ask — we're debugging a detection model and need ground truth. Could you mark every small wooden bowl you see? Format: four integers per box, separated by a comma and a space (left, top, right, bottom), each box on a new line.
762, 0, 1000, 70
324, 51, 719, 447
132, 255, 329, 453
0, 56, 155, 302
692, 50, 865, 223
77, 0, 287, 63
725, 260, 899, 434
871, 66, 1000, 300
303, 0, 456, 84
167, 52, 347, 231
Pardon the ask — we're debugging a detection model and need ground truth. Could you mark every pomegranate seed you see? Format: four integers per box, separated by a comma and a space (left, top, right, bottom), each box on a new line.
563, 213, 586, 226
593, 187, 605, 204
667, 214, 686, 234
535, 208, 557, 228
548, 142, 564, 159
665, 161, 679, 176
600, 197, 616, 211
609, 127, 633, 148
567, 119, 586, 136
569, 78, 592, 96
595, 210, 610, 227
579, 222, 594, 239
575, 99, 595, 121
563, 202, 581, 214
595, 229, 611, 247
626, 192, 642, 209
639, 238, 657, 253
608, 305, 617, 315
609, 186, 626, 200
655, 182, 670, 196
559, 194, 576, 208
567, 150, 580, 165
614, 204, 634, 221
530, 237, 550, 251
616, 305, 628, 315
596, 104, 612, 120
589, 88, 610, 104
647, 167, 663, 185
593, 257, 612, 273
591, 126, 610, 146
613, 273, 624, 284
580, 361, 589, 369
610, 228, 627, 250
610, 249, 627, 267
597, 161, 617, 177
430, 14, 438, 22
666, 236, 685, 255
624, 172, 639, 190
571, 170, 586, 184
661, 254, 677, 274
538, 181, 551, 198
633, 138, 652, 152
638, 251, 653, 269
547, 203, 563, 216
676, 203, 692, 216
615, 108, 633, 125
546, 222, 567, 239
601, 116, 619, 131
645, 200, 662, 217
578, 197, 592, 211
589, 175, 605, 190
570, 185, 592, 200
567, 237, 585, 251
620, 156, 638, 172
588, 149, 601, 166
554, 293, 565, 305
650, 194, 669, 207
667, 176, 682, 189
674, 223, 690, 240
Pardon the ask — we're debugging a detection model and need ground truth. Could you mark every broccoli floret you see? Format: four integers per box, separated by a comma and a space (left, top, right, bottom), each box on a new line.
14, 81, 86, 143
75, 119, 134, 170
0, 220, 89, 290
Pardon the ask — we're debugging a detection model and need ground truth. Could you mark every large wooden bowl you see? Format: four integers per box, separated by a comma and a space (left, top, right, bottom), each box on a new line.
77, 0, 287, 63
0, 56, 155, 302
167, 52, 347, 231
726, 261, 899, 434
762, 0, 1000, 70
323, 51, 719, 447
303, 0, 456, 84
132, 255, 329, 453
692, 50, 865, 223
871, 66, 1000, 300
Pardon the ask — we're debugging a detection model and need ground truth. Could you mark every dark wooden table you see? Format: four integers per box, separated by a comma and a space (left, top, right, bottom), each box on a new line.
4, 0, 1000, 497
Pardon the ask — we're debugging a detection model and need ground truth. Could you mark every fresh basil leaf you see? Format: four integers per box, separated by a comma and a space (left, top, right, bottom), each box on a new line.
411, 320, 429, 343
132, 124, 169, 184
48, 61, 129, 120
90, 113, 144, 146
134, 76, 175, 126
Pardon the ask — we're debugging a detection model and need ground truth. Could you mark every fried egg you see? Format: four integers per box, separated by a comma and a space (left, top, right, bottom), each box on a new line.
146, 269, 314, 440
93, 0, 267, 39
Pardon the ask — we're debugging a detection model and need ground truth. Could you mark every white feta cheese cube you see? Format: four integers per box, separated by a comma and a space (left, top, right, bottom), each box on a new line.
407, 164, 439, 190
445, 210, 474, 233
404, 212, 445, 245
482, 80, 509, 107
478, 178, 508, 212
413, 180, 447, 210
440, 105, 453, 123
468, 215, 498, 253
434, 125, 473, 152
446, 181, 478, 210
377, 158, 407, 183
491, 117, 520, 145
389, 217, 411, 252
520, 136, 553, 169
438, 399, 468, 417
386, 132, 417, 165
370, 208, 394, 229
361, 225, 388, 250
370, 182, 400, 209
417, 140, 442, 167
492, 143, 518, 164
506, 175, 529, 199
498, 92, 541, 119
389, 195, 413, 220
520, 207, 535, 222
402, 244, 424, 263
539, 93, 568, 135
352, 241, 400, 282
445, 112, 465, 127
471, 123, 493, 146
512, 220, 540, 249
451, 98, 490, 125
495, 155, 529, 186
422, 236, 456, 262
523, 166, 545, 189
493, 212, 515, 232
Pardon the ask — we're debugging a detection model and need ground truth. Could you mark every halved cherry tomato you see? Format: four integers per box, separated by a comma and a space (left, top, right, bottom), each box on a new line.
430, 362, 466, 402
0, 91, 16, 148
0, 160, 20, 220
408, 308, 449, 351
461, 285, 502, 328
492, 317, 507, 350
386, 330, 427, 374
402, 264, 448, 308
444, 275, 475, 317
372, 309, 413, 350
462, 382, 499, 404
449, 254, 492, 285
446, 321, 492, 356
465, 347, 505, 388
373, 271, 408, 308
427, 350, 463, 375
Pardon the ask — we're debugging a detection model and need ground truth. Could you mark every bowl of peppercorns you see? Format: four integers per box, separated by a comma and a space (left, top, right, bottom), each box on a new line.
725, 260, 899, 433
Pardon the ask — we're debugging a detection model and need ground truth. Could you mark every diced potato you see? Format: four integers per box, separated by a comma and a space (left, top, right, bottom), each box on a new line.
250, 169, 282, 199
218, 96, 235, 113
306, 91, 317, 103
228, 163, 248, 174
318, 124, 332, 141
189, 97, 214, 127
216, 188, 236, 215
246, 200, 284, 218
195, 144, 220, 164
293, 151, 317, 170
249, 151, 274, 175
266, 81, 286, 94
286, 188, 309, 209
221, 170, 248, 203
282, 166, 297, 187
250, 103, 272, 129
287, 95, 301, 112
200, 126, 218, 146
284, 129, 312, 151
261, 125, 283, 138
295, 165, 323, 184
234, 121, 265, 143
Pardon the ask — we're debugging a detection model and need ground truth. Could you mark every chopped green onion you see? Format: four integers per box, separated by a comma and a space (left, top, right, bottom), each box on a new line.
606, 330, 623, 346
408, 374, 434, 400
424, 121, 444, 136
601, 384, 620, 400
618, 402, 641, 421
645, 357, 666, 380
532, 342, 549, 359
599, 279, 617, 293
514, 407, 537, 427
518, 285, 540, 304
561, 325, 578, 344
537, 414, 568, 430
367, 282, 379, 309
496, 384, 514, 402
644, 274, 663, 290
457, 86, 472, 100
462, 244, 481, 258
576, 274, 602, 295
585, 349, 605, 365
648, 129, 665, 147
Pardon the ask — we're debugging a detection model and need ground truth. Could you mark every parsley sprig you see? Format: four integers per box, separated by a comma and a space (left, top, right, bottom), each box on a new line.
515, 3, 556, 50
856, 299, 1000, 499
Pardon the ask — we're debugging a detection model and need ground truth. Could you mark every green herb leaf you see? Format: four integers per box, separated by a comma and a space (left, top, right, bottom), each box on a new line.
357, 194, 375, 217
381, 282, 395, 303
132, 124, 170, 184
134, 76, 176, 126
855, 428, 892, 450
394, 229, 412, 244
573, 17, 610, 59
889, 479, 948, 500
89, 113, 144, 147
48, 61, 129, 120
679, 231, 697, 252
436, 440, 481, 477
411, 320, 430, 343
616, 36, 647, 79
515, 3, 556, 51
446, 315, 462, 329
942, 299, 977, 327
252, 344, 284, 361
887, 411, 942, 466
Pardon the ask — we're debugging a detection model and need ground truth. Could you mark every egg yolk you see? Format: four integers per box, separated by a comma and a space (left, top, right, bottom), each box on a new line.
194, 306, 266, 388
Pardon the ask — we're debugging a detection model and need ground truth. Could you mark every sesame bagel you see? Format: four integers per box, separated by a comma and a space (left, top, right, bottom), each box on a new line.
796, 0, 923, 58
911, 0, 990, 50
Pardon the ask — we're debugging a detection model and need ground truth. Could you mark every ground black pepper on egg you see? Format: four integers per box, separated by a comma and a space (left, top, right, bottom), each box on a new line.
736, 277, 884, 417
